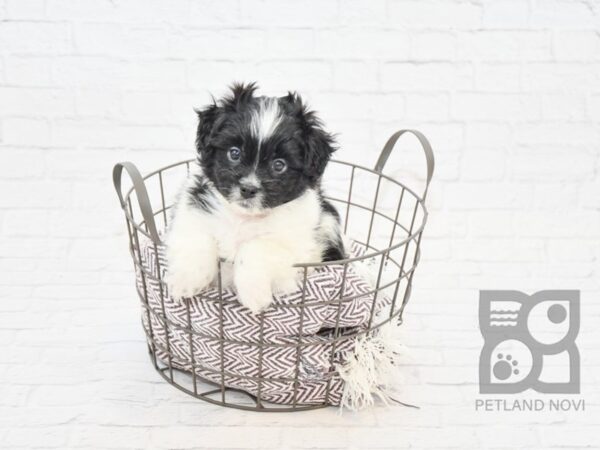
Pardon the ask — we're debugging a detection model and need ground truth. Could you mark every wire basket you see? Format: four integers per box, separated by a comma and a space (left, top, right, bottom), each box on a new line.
113, 129, 434, 411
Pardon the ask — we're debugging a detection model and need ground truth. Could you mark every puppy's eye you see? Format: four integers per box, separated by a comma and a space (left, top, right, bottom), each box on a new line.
227, 147, 241, 162
272, 158, 287, 174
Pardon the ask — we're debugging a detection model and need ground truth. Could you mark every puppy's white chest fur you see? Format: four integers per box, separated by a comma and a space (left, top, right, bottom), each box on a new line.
210, 188, 322, 263
165, 170, 333, 313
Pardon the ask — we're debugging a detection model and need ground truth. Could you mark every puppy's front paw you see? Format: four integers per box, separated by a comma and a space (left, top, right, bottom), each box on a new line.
234, 265, 274, 314
272, 268, 302, 295
166, 259, 217, 300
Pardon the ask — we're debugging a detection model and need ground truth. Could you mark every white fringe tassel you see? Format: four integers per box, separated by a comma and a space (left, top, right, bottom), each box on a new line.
336, 322, 406, 411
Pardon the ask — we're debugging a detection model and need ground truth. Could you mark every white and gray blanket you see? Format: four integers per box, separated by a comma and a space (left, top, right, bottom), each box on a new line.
137, 237, 392, 406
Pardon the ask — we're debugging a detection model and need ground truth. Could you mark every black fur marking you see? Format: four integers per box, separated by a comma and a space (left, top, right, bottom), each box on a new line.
322, 243, 345, 262
319, 195, 345, 262
320, 197, 340, 221
193, 82, 337, 210
187, 174, 215, 212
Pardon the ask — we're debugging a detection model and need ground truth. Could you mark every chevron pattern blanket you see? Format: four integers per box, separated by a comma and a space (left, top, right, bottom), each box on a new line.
137, 237, 391, 406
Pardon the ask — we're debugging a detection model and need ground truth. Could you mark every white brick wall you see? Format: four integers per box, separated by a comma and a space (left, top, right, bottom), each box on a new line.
1, 0, 599, 448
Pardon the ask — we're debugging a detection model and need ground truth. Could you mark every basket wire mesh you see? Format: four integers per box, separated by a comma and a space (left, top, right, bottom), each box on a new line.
113, 129, 434, 411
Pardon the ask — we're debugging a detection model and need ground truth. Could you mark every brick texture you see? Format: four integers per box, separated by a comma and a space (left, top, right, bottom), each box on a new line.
1, 0, 599, 448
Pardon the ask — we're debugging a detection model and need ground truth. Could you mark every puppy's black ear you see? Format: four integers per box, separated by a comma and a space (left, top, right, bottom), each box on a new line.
283, 92, 337, 183
195, 82, 258, 155
194, 101, 220, 156
305, 122, 336, 181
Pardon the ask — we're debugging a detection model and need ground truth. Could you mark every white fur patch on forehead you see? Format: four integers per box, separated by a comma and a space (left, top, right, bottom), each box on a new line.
250, 98, 282, 146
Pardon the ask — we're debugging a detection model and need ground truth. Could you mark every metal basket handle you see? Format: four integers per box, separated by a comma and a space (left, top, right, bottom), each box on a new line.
113, 162, 161, 244
374, 129, 435, 201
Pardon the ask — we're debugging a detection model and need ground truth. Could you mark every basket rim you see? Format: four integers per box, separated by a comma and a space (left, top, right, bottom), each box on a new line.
120, 158, 429, 268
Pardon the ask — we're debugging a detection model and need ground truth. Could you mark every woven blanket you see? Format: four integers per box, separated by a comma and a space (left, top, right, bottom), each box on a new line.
137, 236, 391, 406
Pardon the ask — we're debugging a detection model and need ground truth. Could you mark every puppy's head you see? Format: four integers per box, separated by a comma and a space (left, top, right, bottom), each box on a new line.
195, 82, 336, 213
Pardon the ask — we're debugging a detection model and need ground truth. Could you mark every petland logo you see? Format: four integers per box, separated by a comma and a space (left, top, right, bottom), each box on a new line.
475, 290, 584, 412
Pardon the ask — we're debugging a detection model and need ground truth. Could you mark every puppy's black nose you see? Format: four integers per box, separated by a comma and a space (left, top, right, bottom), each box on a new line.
240, 185, 258, 199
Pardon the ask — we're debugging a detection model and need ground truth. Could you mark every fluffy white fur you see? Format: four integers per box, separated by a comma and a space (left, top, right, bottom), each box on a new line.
165, 163, 336, 313
250, 97, 282, 147
336, 322, 407, 411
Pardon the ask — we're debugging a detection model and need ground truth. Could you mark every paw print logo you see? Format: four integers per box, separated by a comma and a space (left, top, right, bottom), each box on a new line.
494, 354, 519, 380
479, 290, 580, 394
485, 339, 531, 386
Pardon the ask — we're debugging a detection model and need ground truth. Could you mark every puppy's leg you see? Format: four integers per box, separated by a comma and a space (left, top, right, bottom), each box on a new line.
165, 203, 218, 299
234, 239, 298, 313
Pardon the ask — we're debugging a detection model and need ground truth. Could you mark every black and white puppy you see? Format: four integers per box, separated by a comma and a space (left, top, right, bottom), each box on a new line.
166, 83, 345, 313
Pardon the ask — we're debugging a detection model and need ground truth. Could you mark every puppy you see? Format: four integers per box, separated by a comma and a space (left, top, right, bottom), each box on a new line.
165, 83, 345, 313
